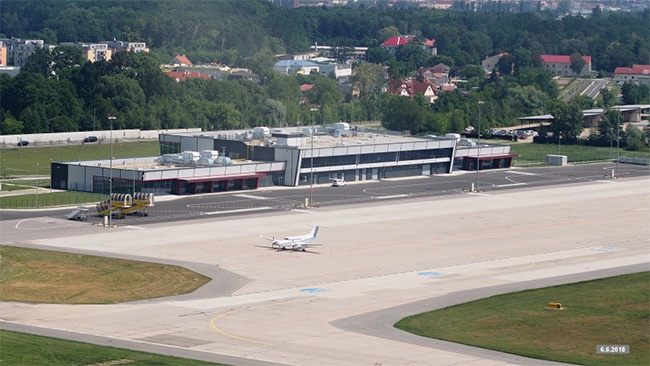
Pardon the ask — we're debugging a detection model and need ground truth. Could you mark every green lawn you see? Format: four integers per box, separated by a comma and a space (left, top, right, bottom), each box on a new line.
0, 330, 228, 366
395, 272, 650, 366
508, 142, 650, 166
0, 246, 211, 304
0, 191, 106, 209
0, 140, 160, 177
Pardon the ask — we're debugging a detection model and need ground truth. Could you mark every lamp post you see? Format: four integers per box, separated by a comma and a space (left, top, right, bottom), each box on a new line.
558, 131, 562, 154
614, 113, 621, 178
107, 113, 117, 227
309, 108, 319, 208
476, 100, 484, 192
35, 163, 39, 208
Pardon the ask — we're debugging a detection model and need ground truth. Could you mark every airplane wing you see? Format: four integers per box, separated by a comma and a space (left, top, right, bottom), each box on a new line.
259, 234, 275, 242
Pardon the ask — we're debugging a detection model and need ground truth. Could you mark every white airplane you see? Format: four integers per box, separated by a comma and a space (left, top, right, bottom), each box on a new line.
259, 226, 324, 252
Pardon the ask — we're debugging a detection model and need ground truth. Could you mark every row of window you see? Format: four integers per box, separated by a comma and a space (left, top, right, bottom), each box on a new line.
301, 148, 453, 169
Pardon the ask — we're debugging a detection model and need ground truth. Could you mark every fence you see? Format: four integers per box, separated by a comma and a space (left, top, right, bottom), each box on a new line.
0, 192, 106, 209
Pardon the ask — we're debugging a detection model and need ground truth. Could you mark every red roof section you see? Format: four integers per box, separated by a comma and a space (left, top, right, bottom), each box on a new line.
541, 54, 591, 64
614, 64, 650, 75
172, 55, 193, 66
382, 35, 417, 46
166, 71, 210, 81
300, 84, 314, 92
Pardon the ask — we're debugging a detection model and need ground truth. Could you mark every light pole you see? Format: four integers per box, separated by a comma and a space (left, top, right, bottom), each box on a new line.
476, 100, 484, 192
108, 113, 117, 227
309, 108, 318, 208
35, 163, 39, 208
133, 158, 136, 195
558, 131, 562, 154
614, 113, 621, 178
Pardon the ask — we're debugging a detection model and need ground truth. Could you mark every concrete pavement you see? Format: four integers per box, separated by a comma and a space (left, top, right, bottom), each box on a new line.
1, 177, 649, 365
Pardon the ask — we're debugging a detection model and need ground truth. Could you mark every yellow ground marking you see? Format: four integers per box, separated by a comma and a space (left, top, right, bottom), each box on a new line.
209, 297, 313, 345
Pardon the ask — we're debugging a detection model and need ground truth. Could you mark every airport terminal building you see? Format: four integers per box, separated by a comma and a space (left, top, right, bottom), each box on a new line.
51, 125, 517, 196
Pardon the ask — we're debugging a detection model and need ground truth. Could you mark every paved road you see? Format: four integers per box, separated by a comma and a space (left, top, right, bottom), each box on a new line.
581, 78, 610, 99
1, 172, 648, 366
2, 163, 647, 227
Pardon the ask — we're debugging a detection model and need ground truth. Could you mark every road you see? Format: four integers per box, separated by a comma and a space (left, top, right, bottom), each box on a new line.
1, 162, 647, 227
581, 78, 610, 99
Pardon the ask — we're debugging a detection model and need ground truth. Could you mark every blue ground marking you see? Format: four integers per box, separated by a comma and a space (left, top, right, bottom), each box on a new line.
590, 246, 621, 253
418, 272, 444, 277
300, 288, 329, 293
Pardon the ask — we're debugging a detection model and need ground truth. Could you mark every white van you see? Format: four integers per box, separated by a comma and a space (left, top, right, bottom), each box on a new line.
331, 178, 346, 187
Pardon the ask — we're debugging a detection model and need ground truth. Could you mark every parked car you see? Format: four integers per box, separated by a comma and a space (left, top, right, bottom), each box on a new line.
331, 178, 346, 187
17, 140, 29, 146
83, 136, 98, 143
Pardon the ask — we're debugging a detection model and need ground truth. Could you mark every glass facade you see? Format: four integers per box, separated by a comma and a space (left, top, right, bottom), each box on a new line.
173, 177, 259, 195
301, 148, 453, 168
93, 176, 142, 195
160, 141, 181, 155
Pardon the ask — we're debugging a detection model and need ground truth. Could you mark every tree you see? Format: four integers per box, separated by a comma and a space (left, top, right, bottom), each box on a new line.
377, 26, 400, 43
381, 95, 428, 134
308, 77, 343, 106
365, 46, 393, 65
621, 82, 650, 104
396, 43, 428, 74
352, 62, 387, 97
21, 48, 51, 77
264, 99, 287, 127
569, 53, 586, 76
1, 116, 24, 135
595, 109, 620, 146
547, 100, 584, 139
496, 53, 515, 76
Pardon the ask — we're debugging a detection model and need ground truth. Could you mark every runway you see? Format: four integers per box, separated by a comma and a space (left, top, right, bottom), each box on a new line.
1, 176, 649, 366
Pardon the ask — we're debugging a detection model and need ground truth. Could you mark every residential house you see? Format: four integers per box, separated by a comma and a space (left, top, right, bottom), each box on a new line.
0, 41, 6, 65
417, 64, 455, 92
540, 54, 591, 77
171, 55, 193, 66
318, 62, 352, 79
481, 52, 509, 73
60, 42, 112, 62
101, 41, 149, 54
391, 78, 438, 104
227, 70, 260, 83
274, 60, 320, 76
11, 39, 45, 67
614, 64, 650, 86
381, 35, 437, 57
166, 70, 211, 82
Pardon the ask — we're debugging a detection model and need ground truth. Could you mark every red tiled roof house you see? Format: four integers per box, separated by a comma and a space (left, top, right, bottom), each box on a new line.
540, 54, 591, 77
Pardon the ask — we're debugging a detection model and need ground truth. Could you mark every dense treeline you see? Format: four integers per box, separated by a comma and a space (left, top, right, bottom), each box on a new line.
1, 0, 649, 146
2, 0, 648, 71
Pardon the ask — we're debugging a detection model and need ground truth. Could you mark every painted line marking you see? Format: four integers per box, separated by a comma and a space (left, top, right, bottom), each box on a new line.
210, 298, 312, 345
234, 194, 270, 200
204, 207, 272, 215
376, 194, 409, 199
494, 183, 527, 188
508, 171, 537, 176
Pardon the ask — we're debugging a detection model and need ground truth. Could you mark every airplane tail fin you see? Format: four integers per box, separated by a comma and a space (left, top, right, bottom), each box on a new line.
311, 225, 320, 239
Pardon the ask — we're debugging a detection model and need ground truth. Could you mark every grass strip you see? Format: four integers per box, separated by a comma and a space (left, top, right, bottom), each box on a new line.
0, 141, 160, 177
0, 246, 211, 304
0, 329, 228, 366
395, 272, 649, 366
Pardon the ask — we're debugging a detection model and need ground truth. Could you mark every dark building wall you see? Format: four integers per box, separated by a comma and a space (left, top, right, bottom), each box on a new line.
50, 163, 68, 190
213, 139, 249, 159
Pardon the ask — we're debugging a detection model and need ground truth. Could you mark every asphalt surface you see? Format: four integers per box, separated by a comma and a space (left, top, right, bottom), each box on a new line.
1, 162, 647, 226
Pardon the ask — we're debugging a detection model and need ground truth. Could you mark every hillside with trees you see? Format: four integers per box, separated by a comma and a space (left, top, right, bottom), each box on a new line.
1, 0, 649, 149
